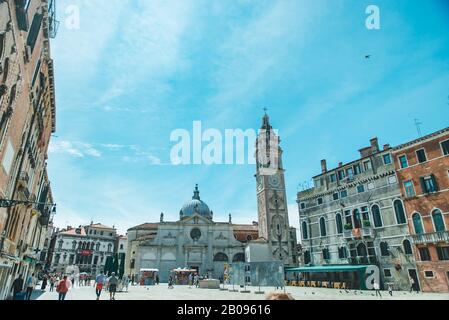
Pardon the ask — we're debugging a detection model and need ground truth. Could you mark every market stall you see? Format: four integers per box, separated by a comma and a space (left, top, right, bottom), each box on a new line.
139, 268, 159, 286
171, 268, 197, 285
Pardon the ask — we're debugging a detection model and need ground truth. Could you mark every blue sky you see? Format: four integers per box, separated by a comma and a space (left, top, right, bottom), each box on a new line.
48, 0, 449, 235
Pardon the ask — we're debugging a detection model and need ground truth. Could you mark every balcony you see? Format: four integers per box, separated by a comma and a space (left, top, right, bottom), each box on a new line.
17, 171, 29, 188
411, 231, 449, 245
344, 227, 375, 240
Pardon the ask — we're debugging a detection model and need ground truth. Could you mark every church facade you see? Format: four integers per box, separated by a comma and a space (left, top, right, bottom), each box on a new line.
126, 114, 298, 282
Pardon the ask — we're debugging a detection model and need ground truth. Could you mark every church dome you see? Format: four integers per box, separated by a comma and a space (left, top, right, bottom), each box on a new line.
180, 184, 212, 220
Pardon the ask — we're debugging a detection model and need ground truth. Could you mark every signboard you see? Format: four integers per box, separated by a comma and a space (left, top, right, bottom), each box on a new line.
80, 250, 93, 256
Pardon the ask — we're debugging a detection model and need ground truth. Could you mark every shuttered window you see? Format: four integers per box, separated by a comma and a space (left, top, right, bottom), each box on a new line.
27, 13, 43, 53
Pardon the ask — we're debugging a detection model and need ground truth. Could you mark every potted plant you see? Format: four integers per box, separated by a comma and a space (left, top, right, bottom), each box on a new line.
344, 224, 352, 230
363, 220, 371, 227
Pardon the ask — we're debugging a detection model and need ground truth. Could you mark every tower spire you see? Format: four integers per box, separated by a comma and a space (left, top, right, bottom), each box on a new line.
261, 108, 272, 130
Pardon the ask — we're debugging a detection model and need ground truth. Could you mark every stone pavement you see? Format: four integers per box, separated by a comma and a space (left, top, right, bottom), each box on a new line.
34, 284, 449, 300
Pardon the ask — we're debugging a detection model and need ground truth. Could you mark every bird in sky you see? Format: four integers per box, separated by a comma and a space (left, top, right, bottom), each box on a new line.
365, 55, 371, 59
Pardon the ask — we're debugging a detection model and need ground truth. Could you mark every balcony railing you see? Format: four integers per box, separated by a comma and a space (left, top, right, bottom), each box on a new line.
344, 227, 375, 240
411, 231, 449, 245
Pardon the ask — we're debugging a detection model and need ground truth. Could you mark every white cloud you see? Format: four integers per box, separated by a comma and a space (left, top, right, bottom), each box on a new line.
49, 140, 102, 158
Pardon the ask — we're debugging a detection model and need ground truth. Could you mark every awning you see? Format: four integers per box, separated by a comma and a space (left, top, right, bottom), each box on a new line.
285, 265, 369, 273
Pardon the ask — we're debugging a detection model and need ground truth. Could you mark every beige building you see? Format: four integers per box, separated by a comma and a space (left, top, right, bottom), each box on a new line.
0, 0, 57, 299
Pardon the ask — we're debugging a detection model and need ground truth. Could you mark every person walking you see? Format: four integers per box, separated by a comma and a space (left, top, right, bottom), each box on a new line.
373, 281, 382, 298
56, 276, 69, 300
168, 275, 174, 289
49, 276, 55, 292
10, 275, 24, 300
387, 284, 393, 297
188, 273, 193, 287
41, 275, 48, 291
94, 272, 106, 300
108, 272, 118, 300
25, 273, 37, 300
156, 274, 160, 285
122, 275, 129, 292
409, 277, 416, 293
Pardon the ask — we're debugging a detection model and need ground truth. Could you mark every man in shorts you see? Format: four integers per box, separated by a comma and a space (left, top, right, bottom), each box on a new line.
94, 271, 106, 300
108, 272, 118, 300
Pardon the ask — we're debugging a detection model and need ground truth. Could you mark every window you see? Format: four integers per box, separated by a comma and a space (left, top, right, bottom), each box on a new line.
336, 213, 343, 234
418, 247, 431, 261
333, 193, 339, 200
357, 185, 365, 193
403, 240, 413, 255
27, 13, 43, 53
346, 167, 354, 179
340, 190, 348, 198
404, 180, 415, 198
322, 248, 330, 260
301, 221, 308, 240
107, 244, 112, 252
300, 202, 305, 210
383, 154, 392, 165
344, 210, 352, 227
353, 209, 361, 228
96, 243, 100, 251
367, 182, 375, 190
330, 173, 337, 182
424, 271, 434, 278
388, 175, 397, 184
317, 197, 323, 205
303, 251, 311, 264
363, 160, 372, 171
380, 242, 389, 256
394, 200, 407, 224
353, 164, 361, 175
338, 247, 348, 259
413, 213, 424, 234
319, 217, 327, 237
371, 204, 382, 228
58, 240, 63, 250
384, 269, 392, 277
420, 175, 438, 194
399, 155, 408, 169
338, 170, 345, 180
441, 139, 449, 156
1, 140, 15, 175
416, 149, 427, 163
436, 246, 449, 261
432, 209, 445, 232
315, 179, 322, 188
100, 231, 104, 235
72, 241, 76, 250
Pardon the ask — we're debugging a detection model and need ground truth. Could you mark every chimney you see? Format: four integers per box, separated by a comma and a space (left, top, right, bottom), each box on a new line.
383, 144, 390, 150
338, 162, 343, 167
370, 137, 379, 153
67, 226, 72, 230
321, 159, 327, 173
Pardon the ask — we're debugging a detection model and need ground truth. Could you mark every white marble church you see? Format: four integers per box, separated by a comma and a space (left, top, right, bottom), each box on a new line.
125, 185, 259, 281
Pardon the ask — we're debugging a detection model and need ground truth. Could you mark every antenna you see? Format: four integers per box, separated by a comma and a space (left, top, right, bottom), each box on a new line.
414, 119, 423, 138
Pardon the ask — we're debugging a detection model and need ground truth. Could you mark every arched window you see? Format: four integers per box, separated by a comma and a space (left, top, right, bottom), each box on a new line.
380, 242, 389, 256
302, 221, 308, 240
338, 247, 348, 259
96, 243, 100, 251
107, 244, 112, 252
353, 209, 361, 228
319, 217, 327, 237
412, 213, 424, 234
303, 251, 311, 264
403, 239, 412, 255
432, 209, 445, 232
336, 213, 343, 234
394, 200, 407, 224
232, 252, 245, 262
371, 204, 382, 228
58, 240, 63, 250
78, 241, 82, 249
356, 243, 367, 257
72, 241, 76, 250
213, 252, 229, 262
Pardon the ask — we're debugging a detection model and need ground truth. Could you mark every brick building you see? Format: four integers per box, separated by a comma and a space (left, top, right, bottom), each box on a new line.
392, 128, 449, 293
0, 0, 57, 299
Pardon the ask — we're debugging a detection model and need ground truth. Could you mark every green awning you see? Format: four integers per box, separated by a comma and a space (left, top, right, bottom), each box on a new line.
285, 265, 369, 273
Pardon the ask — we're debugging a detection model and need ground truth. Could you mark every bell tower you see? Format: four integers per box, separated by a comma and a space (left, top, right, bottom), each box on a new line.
255, 112, 294, 265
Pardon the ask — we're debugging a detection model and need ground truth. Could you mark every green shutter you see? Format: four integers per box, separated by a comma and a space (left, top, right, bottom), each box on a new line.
420, 177, 427, 194
27, 13, 43, 53
431, 174, 439, 192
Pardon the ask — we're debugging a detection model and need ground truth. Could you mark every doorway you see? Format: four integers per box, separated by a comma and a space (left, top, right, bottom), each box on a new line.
408, 269, 421, 291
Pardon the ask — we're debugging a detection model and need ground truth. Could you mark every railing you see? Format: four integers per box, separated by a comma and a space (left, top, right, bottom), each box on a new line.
343, 230, 352, 239
361, 227, 375, 238
344, 227, 374, 240
18, 171, 29, 184
411, 231, 449, 245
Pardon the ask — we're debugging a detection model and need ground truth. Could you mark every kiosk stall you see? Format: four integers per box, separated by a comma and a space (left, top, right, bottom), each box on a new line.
139, 268, 159, 285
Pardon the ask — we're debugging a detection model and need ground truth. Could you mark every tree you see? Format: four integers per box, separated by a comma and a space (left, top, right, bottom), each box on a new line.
118, 254, 125, 279
112, 253, 119, 274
